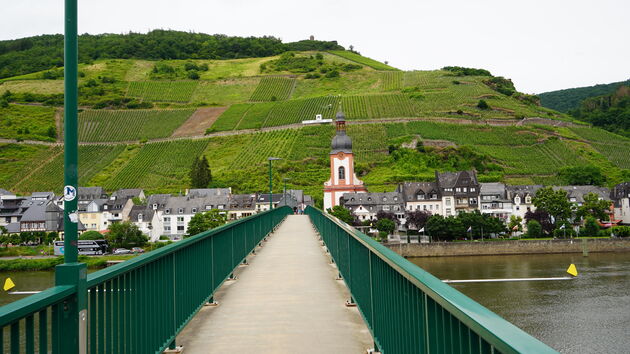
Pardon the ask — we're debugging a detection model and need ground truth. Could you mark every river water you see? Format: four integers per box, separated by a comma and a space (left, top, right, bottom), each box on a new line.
411, 252, 630, 354
1, 253, 629, 353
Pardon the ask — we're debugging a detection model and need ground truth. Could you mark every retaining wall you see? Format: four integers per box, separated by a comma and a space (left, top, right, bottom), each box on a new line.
387, 238, 630, 257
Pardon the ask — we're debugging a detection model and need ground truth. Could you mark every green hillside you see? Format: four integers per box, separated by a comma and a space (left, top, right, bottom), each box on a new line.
539, 79, 630, 112
0, 40, 628, 204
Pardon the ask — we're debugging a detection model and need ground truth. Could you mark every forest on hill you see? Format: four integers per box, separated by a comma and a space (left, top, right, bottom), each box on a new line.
539, 79, 630, 112
0, 30, 344, 79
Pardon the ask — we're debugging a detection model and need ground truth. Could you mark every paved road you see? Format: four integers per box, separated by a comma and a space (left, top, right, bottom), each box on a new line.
177, 215, 373, 353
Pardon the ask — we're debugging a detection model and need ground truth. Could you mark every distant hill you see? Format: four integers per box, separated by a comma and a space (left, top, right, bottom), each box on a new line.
570, 85, 630, 138
539, 79, 630, 112
1, 39, 629, 201
0, 30, 344, 79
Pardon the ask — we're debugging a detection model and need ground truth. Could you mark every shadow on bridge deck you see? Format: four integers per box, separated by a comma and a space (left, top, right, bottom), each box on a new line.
177, 215, 373, 353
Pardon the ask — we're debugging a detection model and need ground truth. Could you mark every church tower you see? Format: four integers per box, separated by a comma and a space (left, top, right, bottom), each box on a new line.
323, 111, 367, 211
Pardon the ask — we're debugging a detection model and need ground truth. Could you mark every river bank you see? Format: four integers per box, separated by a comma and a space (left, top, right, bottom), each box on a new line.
0, 255, 135, 271
387, 238, 630, 257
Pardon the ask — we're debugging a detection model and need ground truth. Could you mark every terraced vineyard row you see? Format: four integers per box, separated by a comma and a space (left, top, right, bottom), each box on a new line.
103, 140, 209, 190
11, 145, 124, 193
237, 102, 275, 130
346, 124, 389, 163
0, 144, 57, 189
592, 142, 630, 169
229, 129, 299, 169
381, 72, 403, 90
127, 81, 198, 102
210, 104, 252, 131
250, 77, 295, 101
79, 109, 194, 142
405, 121, 541, 146
263, 96, 339, 127
287, 125, 334, 161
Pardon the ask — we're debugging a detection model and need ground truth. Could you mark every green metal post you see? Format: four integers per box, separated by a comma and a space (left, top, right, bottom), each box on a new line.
55, 0, 87, 353
268, 160, 273, 210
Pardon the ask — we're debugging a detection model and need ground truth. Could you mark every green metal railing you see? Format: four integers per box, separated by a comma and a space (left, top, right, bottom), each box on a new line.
305, 206, 557, 354
0, 206, 291, 353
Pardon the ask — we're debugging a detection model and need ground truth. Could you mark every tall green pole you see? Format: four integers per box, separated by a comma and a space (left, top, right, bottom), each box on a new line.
268, 160, 273, 210
55, 1, 87, 352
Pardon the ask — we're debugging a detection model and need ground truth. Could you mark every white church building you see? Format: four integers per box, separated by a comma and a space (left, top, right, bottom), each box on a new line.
323, 111, 367, 211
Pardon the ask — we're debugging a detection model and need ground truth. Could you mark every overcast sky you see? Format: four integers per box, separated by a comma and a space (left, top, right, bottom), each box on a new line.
2, 0, 628, 93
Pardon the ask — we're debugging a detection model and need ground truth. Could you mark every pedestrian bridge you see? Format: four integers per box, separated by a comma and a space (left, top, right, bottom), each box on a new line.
0, 206, 556, 353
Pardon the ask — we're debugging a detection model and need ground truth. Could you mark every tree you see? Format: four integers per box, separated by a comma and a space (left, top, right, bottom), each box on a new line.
559, 166, 606, 186
525, 209, 554, 235
526, 220, 542, 238
582, 217, 600, 237
327, 205, 354, 224
477, 99, 490, 110
376, 218, 395, 236
425, 215, 464, 241
79, 230, 103, 240
532, 187, 572, 227
106, 222, 148, 248
576, 193, 611, 221
405, 210, 430, 230
189, 156, 212, 188
508, 215, 523, 233
46, 126, 56, 139
186, 209, 228, 237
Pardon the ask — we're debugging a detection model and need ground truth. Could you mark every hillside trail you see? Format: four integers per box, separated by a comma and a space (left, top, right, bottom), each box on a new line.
2, 116, 581, 147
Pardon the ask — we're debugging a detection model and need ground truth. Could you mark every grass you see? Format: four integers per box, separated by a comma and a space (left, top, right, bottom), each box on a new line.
190, 78, 259, 105
0, 80, 64, 95
328, 51, 398, 71
78, 109, 194, 142
0, 104, 57, 141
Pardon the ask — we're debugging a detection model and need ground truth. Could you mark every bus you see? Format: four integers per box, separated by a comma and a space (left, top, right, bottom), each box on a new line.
54, 240, 110, 256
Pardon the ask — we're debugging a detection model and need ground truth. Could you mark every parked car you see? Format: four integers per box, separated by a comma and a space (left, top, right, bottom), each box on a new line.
113, 248, 131, 255
131, 247, 145, 254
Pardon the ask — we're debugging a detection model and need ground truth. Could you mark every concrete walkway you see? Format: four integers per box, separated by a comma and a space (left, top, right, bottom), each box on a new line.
177, 215, 373, 353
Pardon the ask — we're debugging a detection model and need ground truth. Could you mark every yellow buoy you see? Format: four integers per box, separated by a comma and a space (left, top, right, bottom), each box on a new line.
3, 277, 15, 291
566, 264, 578, 277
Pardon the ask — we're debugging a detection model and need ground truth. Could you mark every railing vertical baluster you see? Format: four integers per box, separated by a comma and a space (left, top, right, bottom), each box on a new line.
89, 288, 96, 354
38, 309, 46, 354
10, 321, 19, 354
97, 284, 104, 354
25, 315, 34, 354
112, 278, 119, 354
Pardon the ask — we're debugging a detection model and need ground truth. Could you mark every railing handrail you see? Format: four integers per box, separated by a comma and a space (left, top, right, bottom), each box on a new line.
0, 285, 75, 327
87, 207, 285, 288
306, 206, 556, 354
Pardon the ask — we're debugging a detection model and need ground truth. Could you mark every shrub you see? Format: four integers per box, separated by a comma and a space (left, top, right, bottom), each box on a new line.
325, 70, 339, 78
612, 226, 630, 237
477, 100, 490, 110
526, 220, 542, 238
581, 217, 600, 237
188, 71, 200, 80
79, 231, 104, 240
0, 99, 8, 108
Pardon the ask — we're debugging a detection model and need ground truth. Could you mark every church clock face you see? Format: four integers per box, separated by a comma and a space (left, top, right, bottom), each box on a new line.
337, 152, 345, 159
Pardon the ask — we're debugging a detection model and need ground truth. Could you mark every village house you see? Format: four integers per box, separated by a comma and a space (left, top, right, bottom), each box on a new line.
505, 185, 542, 223
611, 182, 630, 225
340, 192, 406, 225
435, 170, 480, 216
160, 194, 230, 239
479, 183, 512, 222
397, 182, 442, 215
228, 194, 257, 220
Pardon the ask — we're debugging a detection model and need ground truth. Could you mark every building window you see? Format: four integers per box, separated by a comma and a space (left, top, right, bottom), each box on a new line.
417, 194, 425, 200
177, 217, 184, 222
177, 226, 185, 232
178, 208, 184, 214
164, 225, 171, 232
463, 188, 467, 192
192, 208, 197, 213
470, 188, 476, 192
164, 217, 170, 222
383, 206, 390, 211
383, 197, 387, 202
445, 188, 452, 192
206, 205, 212, 210
431, 194, 437, 200
165, 209, 170, 214
456, 188, 461, 192
446, 199, 451, 206
446, 208, 451, 214
338, 166, 345, 180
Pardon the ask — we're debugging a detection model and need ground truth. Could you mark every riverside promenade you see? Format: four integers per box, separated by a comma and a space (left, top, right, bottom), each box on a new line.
177, 215, 373, 353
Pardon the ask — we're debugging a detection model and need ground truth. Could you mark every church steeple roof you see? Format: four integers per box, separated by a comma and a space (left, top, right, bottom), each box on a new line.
331, 110, 352, 154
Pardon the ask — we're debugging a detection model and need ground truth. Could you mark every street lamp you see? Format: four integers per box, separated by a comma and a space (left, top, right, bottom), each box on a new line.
268, 157, 281, 210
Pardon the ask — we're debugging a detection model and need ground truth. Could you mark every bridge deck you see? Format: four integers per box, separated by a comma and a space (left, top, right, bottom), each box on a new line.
177, 215, 373, 353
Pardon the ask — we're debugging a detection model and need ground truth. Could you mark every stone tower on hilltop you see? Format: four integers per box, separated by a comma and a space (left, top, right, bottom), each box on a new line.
323, 111, 367, 211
